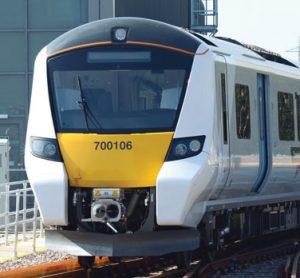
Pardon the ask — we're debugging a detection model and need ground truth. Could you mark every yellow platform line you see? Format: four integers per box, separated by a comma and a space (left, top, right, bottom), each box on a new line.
0, 247, 47, 263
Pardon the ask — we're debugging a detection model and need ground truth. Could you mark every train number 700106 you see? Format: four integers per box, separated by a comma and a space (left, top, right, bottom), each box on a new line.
94, 141, 133, 151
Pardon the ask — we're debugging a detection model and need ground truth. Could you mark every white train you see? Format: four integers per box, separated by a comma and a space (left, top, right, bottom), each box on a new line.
25, 17, 300, 267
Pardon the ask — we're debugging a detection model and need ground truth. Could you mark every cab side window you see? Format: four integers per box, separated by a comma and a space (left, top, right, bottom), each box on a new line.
235, 84, 251, 139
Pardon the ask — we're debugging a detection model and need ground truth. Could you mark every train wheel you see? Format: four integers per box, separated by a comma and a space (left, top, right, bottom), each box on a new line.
78, 256, 95, 269
206, 244, 219, 262
176, 251, 192, 269
201, 235, 220, 262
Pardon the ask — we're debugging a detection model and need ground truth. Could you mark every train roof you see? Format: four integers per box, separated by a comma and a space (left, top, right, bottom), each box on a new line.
46, 17, 299, 78
47, 17, 201, 57
190, 31, 299, 73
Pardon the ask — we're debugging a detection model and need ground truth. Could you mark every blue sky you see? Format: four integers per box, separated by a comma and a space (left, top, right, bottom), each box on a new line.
217, 0, 300, 62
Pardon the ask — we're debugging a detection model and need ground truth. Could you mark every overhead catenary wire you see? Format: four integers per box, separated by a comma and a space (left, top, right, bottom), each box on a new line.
286, 36, 300, 64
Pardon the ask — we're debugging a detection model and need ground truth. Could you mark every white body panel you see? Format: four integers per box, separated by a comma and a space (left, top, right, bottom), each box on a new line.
206, 36, 300, 204
157, 153, 217, 227
25, 159, 68, 225
25, 48, 68, 226
158, 36, 300, 226
157, 45, 219, 227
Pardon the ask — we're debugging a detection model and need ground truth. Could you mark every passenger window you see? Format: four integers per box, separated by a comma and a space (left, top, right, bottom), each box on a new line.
297, 94, 300, 141
235, 84, 251, 139
278, 92, 294, 141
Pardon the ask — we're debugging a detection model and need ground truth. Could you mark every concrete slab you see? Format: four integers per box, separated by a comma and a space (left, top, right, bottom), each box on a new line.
0, 233, 46, 262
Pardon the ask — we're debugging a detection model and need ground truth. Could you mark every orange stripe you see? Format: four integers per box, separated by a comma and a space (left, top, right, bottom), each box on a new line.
48, 41, 209, 57
48, 41, 113, 57
127, 41, 209, 56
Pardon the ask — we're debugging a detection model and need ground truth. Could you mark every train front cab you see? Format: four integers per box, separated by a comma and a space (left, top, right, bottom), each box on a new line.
25, 19, 216, 258
47, 42, 200, 256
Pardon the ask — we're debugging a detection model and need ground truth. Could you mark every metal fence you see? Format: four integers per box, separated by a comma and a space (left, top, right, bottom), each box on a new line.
0, 180, 44, 257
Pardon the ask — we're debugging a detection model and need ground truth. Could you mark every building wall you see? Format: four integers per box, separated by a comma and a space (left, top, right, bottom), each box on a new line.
115, 0, 189, 27
0, 0, 89, 180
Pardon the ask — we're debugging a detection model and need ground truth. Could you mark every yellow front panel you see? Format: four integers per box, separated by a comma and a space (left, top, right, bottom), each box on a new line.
57, 132, 173, 188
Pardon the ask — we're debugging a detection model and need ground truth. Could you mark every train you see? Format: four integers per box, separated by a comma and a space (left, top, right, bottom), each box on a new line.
25, 17, 300, 268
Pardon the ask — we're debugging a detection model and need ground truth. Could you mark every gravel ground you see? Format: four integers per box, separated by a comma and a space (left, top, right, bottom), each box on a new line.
0, 250, 75, 272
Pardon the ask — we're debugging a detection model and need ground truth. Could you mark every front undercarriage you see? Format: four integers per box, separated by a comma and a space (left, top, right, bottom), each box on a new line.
46, 186, 200, 257
68, 187, 155, 234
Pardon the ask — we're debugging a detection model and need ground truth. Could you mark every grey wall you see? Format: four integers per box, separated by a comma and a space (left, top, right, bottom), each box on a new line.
0, 0, 88, 181
115, 0, 190, 27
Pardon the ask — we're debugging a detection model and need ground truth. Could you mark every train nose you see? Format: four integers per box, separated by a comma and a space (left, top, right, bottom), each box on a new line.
57, 132, 173, 188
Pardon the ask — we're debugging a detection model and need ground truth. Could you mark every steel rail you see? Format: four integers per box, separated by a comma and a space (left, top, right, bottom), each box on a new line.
0, 257, 109, 278
291, 250, 300, 278
198, 239, 299, 278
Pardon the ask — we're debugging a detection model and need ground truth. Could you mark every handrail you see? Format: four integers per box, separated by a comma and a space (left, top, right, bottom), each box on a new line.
0, 180, 44, 258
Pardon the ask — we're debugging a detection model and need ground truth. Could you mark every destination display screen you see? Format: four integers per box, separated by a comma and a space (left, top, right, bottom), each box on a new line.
87, 51, 151, 63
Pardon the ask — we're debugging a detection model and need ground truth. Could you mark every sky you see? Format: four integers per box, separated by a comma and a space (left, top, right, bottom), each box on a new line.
217, 0, 300, 62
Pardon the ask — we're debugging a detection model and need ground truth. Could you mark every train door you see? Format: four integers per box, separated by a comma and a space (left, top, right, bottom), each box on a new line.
252, 73, 270, 192
216, 56, 230, 188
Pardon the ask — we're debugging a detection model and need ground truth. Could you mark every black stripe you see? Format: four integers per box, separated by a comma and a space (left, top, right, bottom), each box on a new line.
47, 17, 201, 55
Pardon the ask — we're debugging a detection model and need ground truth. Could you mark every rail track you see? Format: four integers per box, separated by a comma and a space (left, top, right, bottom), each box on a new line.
1, 233, 300, 278
283, 248, 300, 278
199, 240, 298, 277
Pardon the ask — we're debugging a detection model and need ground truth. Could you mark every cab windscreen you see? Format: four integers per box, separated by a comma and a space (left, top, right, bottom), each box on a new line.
47, 45, 193, 134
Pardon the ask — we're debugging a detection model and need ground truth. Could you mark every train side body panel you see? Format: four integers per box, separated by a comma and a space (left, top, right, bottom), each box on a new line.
157, 46, 218, 226
208, 40, 300, 205
266, 73, 300, 194
25, 48, 68, 225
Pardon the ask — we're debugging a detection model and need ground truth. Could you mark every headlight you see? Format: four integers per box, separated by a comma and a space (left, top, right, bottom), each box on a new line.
44, 142, 57, 157
189, 139, 201, 152
30, 137, 62, 162
112, 27, 128, 42
174, 143, 188, 156
165, 136, 205, 161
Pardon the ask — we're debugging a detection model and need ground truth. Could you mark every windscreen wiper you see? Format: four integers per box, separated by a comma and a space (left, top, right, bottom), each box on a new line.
77, 76, 89, 130
77, 76, 103, 130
